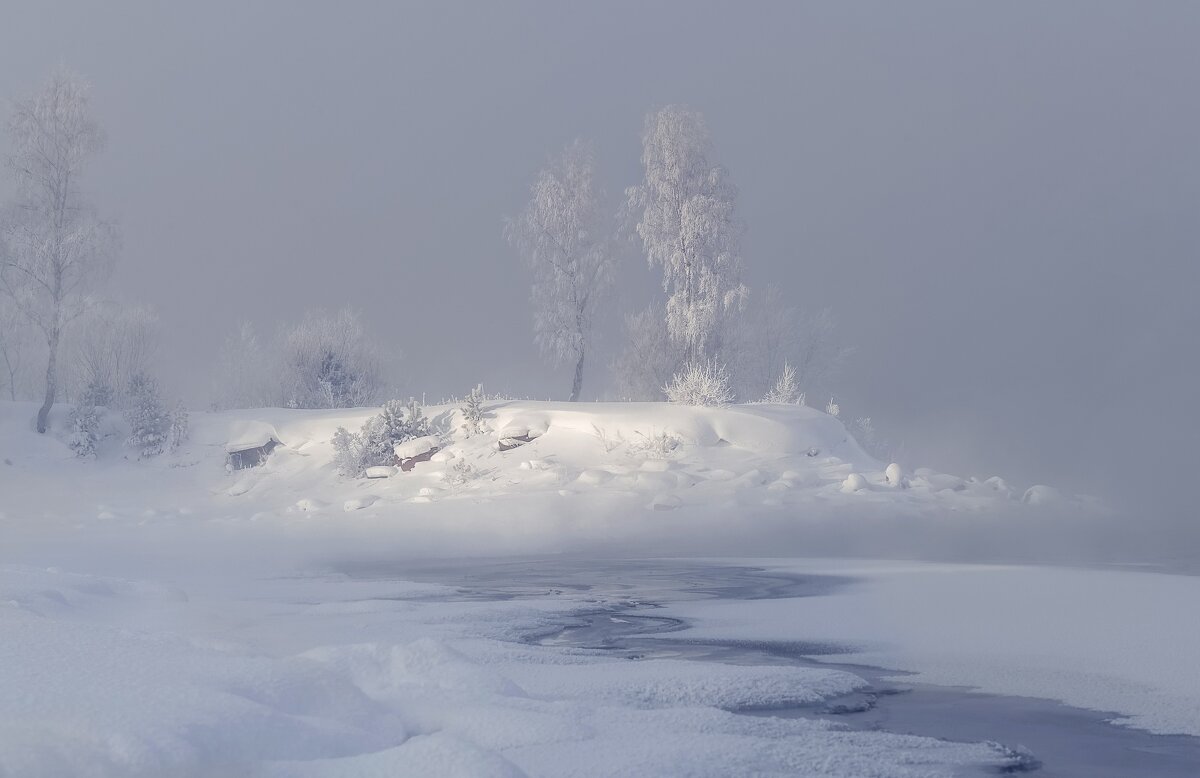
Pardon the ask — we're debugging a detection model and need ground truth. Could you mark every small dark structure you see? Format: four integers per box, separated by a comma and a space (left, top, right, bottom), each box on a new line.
497, 434, 536, 452
399, 447, 438, 472
225, 421, 283, 470
227, 439, 278, 470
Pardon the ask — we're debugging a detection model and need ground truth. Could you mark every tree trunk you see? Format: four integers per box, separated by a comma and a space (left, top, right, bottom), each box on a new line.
36, 330, 59, 433
569, 347, 585, 403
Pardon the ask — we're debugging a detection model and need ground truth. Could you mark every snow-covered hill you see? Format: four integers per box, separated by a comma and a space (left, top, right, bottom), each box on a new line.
0, 399, 1082, 559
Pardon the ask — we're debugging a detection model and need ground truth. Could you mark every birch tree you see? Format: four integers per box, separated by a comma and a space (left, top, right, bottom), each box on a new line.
625, 106, 745, 365
506, 139, 614, 402
1, 69, 117, 432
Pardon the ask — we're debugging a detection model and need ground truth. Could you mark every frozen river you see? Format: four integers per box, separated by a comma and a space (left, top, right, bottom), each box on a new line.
343, 558, 1200, 777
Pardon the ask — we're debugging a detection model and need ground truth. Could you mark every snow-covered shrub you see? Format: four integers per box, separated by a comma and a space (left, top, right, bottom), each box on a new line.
168, 401, 189, 451
664, 361, 734, 407
630, 430, 680, 458
825, 396, 840, 417
379, 398, 430, 442
67, 404, 101, 458
124, 372, 170, 458
331, 426, 368, 477
332, 399, 433, 477
444, 458, 479, 486
460, 384, 486, 437
761, 362, 802, 404
593, 424, 625, 453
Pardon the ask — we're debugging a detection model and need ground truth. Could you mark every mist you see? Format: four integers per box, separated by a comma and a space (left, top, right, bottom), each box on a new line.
2, 1, 1197, 534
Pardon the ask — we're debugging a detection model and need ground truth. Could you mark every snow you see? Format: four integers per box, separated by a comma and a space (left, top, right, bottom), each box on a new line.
224, 420, 281, 453
0, 559, 1030, 778
0, 399, 1130, 776
393, 435, 439, 461
657, 559, 1200, 737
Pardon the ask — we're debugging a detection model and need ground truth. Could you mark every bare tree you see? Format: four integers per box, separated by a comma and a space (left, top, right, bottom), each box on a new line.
0, 68, 117, 432
506, 139, 614, 401
611, 303, 683, 401
69, 302, 158, 407
0, 297, 32, 400
730, 285, 851, 402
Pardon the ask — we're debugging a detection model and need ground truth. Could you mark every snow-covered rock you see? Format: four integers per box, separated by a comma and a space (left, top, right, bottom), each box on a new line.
365, 466, 396, 479
393, 436, 440, 461
842, 473, 868, 493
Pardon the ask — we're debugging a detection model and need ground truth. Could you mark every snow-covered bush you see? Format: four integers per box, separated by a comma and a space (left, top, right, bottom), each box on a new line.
444, 458, 479, 486
332, 399, 432, 477
630, 430, 680, 459
124, 372, 169, 458
761, 362, 802, 404
461, 384, 486, 437
664, 361, 734, 407
825, 396, 840, 417
331, 427, 368, 477
168, 401, 189, 451
67, 404, 101, 458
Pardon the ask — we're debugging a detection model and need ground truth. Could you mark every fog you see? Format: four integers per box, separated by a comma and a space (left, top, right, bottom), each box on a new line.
2, 2, 1197, 532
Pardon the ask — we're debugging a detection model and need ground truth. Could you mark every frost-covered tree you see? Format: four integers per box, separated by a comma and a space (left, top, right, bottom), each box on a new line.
124, 372, 169, 458
506, 139, 614, 402
168, 400, 189, 452
0, 68, 118, 433
460, 384, 486, 437
67, 403, 101, 458
281, 308, 383, 409
625, 106, 746, 363
69, 303, 157, 408
664, 360, 734, 407
611, 303, 684, 401
761, 362, 802, 404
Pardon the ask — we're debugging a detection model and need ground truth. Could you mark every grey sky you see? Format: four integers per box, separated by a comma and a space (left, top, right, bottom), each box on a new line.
3, 1, 1197, 519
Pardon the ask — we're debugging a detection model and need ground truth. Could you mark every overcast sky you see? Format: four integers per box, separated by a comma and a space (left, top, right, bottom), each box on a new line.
3, 1, 1197, 520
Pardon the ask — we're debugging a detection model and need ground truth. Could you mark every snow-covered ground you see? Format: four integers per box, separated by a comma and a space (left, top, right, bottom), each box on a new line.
3, 398, 1181, 776
1, 398, 1090, 561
